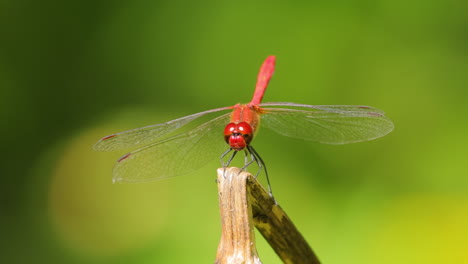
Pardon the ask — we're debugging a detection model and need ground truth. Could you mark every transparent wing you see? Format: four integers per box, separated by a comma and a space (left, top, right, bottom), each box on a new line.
259, 102, 394, 144
93, 106, 232, 151
112, 113, 232, 183
260, 102, 387, 114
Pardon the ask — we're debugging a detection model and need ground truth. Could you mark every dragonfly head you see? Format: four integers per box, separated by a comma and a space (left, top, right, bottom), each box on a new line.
224, 122, 253, 151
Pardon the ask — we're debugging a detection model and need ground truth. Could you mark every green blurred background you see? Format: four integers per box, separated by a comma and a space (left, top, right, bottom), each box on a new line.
2, 0, 467, 263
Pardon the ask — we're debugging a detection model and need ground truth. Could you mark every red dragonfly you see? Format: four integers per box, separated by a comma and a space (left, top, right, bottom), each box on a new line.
94, 56, 394, 193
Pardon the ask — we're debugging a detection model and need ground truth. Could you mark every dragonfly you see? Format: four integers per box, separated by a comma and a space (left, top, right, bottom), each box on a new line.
94, 56, 394, 195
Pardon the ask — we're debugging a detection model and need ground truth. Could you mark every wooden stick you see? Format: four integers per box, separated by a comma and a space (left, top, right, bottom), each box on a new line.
215, 167, 320, 264
215, 167, 262, 264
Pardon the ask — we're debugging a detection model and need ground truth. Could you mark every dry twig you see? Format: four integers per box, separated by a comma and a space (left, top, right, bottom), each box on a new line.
215, 167, 320, 264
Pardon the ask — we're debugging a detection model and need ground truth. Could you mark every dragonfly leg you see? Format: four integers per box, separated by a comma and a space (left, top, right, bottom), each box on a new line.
240, 148, 256, 173
243, 146, 262, 177
244, 150, 249, 167
247, 145, 276, 203
220, 148, 238, 178
220, 148, 234, 167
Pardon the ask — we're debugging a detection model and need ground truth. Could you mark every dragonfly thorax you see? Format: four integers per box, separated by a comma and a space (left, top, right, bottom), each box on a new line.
224, 122, 253, 151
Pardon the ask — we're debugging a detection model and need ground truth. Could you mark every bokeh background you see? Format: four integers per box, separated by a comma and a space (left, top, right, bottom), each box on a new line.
2, 0, 467, 263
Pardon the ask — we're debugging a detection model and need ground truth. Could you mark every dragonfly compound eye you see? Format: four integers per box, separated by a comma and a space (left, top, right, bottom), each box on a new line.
237, 122, 253, 145
237, 122, 253, 135
224, 123, 237, 144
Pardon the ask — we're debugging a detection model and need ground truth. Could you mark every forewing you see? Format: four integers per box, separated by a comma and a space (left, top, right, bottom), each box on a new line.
260, 103, 394, 144
93, 106, 231, 151
112, 113, 232, 182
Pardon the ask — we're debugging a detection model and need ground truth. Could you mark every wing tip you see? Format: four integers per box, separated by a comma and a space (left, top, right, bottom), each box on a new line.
92, 141, 104, 151
92, 134, 118, 151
